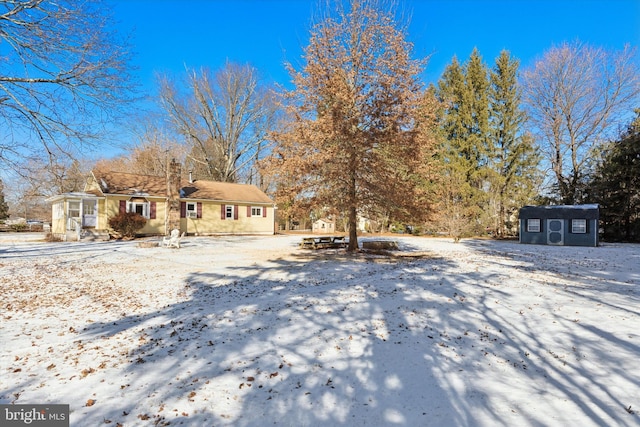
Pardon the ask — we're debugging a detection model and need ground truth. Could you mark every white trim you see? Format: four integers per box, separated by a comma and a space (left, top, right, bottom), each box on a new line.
546, 219, 564, 245
250, 206, 263, 217
127, 200, 150, 219
571, 219, 587, 234
526, 218, 541, 233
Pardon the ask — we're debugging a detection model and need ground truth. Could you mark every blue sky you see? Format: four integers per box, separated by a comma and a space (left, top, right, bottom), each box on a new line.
111, 0, 640, 96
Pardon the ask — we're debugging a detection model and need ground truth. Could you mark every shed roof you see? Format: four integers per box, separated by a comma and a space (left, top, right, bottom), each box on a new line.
519, 204, 599, 220
313, 218, 335, 224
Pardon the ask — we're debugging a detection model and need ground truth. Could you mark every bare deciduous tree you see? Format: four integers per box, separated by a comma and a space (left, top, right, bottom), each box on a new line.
94, 121, 186, 177
522, 41, 640, 204
0, 0, 136, 169
158, 62, 279, 186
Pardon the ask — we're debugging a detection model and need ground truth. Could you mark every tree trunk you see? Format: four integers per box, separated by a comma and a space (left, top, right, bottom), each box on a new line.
498, 200, 505, 238
347, 204, 358, 251
347, 167, 358, 251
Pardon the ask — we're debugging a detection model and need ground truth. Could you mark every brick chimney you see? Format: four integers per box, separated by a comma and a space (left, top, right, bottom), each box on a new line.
166, 159, 181, 234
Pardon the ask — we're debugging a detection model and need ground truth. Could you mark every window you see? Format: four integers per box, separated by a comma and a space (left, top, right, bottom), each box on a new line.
186, 202, 197, 218
221, 204, 237, 220
571, 219, 587, 234
128, 201, 150, 218
251, 207, 263, 217
68, 201, 80, 218
53, 202, 64, 220
527, 218, 541, 233
83, 201, 96, 216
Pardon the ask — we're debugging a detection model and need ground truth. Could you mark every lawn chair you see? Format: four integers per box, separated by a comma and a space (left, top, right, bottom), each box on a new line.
162, 229, 184, 248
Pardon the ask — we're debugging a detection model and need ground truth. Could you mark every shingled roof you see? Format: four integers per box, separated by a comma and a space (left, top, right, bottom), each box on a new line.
180, 181, 273, 203
91, 171, 167, 197
90, 171, 273, 204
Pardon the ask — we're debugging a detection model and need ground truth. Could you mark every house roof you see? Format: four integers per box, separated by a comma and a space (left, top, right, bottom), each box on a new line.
90, 171, 273, 204
180, 181, 273, 204
91, 171, 167, 197
46, 192, 102, 203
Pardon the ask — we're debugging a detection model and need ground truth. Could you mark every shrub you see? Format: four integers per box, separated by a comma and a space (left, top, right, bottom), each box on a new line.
45, 233, 63, 242
108, 212, 147, 239
10, 223, 27, 232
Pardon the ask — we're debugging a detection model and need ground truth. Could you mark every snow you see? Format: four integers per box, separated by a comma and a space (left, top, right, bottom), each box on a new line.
1, 234, 639, 426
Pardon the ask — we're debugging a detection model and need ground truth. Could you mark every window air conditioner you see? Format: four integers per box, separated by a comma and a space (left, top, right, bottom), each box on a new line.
187, 211, 197, 218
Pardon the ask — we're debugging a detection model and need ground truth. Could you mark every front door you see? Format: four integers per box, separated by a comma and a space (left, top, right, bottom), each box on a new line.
547, 219, 564, 245
82, 199, 97, 228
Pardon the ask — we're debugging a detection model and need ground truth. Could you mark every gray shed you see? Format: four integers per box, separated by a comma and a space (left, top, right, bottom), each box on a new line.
519, 204, 599, 247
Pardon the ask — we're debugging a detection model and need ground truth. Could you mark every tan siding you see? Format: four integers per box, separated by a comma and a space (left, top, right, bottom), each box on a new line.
96, 199, 107, 230
103, 197, 167, 236
181, 202, 274, 235
51, 201, 66, 234
85, 175, 102, 194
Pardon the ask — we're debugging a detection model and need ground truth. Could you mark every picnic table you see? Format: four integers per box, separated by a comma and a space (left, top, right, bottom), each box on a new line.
300, 236, 348, 249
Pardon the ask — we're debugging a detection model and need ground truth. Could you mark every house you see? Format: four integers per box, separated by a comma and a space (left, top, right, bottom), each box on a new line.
519, 204, 599, 247
312, 218, 335, 234
48, 161, 276, 240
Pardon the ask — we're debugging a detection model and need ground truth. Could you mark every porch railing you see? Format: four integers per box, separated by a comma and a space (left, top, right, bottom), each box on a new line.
67, 217, 81, 241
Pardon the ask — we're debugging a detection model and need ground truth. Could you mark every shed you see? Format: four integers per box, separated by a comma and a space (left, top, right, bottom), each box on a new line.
519, 204, 599, 247
312, 218, 335, 234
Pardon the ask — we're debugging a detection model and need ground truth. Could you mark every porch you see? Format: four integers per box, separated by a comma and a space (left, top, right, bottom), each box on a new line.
48, 193, 109, 241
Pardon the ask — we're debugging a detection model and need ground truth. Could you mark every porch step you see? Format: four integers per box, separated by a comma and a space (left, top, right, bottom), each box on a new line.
79, 229, 110, 241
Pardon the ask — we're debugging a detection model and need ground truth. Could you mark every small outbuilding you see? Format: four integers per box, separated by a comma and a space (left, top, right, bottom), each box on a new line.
312, 218, 335, 234
519, 204, 599, 247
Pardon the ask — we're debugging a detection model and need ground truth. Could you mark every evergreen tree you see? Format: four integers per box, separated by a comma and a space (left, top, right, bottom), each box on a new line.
588, 111, 640, 241
465, 48, 492, 174
436, 50, 492, 235
488, 50, 540, 237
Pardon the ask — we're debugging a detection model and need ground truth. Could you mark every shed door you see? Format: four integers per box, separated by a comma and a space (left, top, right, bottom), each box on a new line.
547, 219, 564, 245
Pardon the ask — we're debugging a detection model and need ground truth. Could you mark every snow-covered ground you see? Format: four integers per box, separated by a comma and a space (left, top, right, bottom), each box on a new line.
1, 234, 639, 426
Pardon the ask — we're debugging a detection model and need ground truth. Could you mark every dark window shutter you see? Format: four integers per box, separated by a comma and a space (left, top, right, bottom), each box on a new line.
263, 206, 267, 217
247, 205, 252, 217
234, 205, 238, 220
119, 200, 126, 214
180, 202, 186, 218
150, 202, 156, 219
221, 204, 226, 220
197, 202, 202, 219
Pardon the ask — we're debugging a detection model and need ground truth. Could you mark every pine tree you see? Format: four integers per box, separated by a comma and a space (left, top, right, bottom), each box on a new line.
436, 50, 492, 236
589, 110, 640, 241
488, 50, 540, 237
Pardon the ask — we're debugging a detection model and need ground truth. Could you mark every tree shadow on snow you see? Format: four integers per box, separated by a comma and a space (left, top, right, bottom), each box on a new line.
69, 238, 640, 426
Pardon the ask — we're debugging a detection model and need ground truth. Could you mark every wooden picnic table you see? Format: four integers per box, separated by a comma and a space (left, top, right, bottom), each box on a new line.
300, 236, 348, 249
